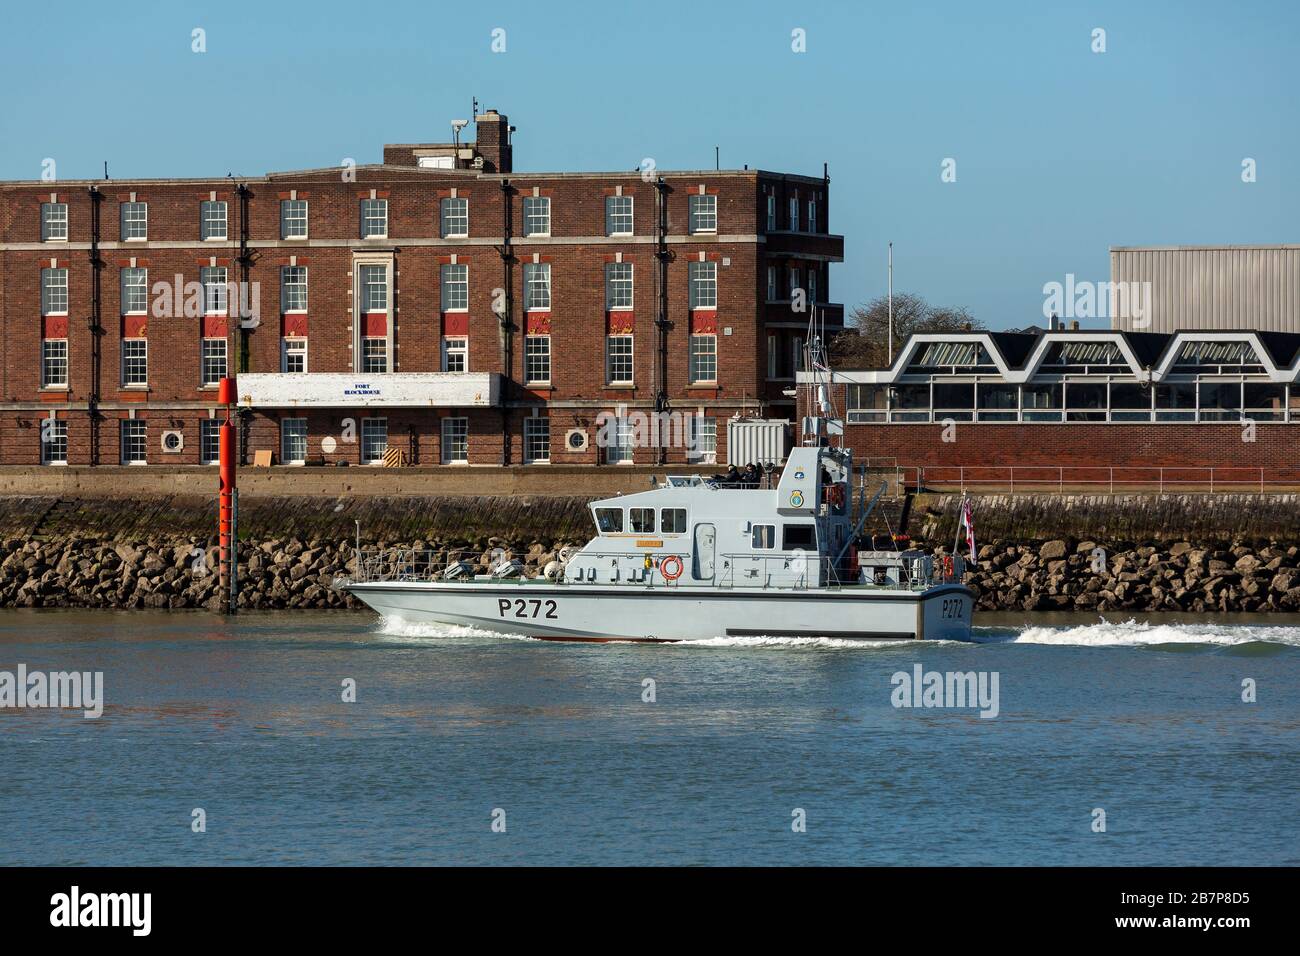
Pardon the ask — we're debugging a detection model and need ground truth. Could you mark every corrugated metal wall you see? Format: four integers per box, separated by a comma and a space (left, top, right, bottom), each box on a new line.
726, 419, 789, 466
1110, 246, 1300, 333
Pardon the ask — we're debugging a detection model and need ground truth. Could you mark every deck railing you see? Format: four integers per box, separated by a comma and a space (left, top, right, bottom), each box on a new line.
872, 465, 1300, 495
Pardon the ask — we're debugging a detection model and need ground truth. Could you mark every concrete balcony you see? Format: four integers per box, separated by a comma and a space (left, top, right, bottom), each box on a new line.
237, 372, 501, 409
764, 231, 845, 261
763, 301, 844, 327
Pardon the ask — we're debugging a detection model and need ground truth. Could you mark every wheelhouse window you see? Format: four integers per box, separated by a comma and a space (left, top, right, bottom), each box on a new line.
751, 524, 776, 549
660, 508, 687, 534
629, 508, 655, 534
782, 524, 816, 551
595, 508, 624, 533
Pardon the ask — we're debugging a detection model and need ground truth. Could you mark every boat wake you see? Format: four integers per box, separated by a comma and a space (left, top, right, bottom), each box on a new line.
995, 618, 1300, 649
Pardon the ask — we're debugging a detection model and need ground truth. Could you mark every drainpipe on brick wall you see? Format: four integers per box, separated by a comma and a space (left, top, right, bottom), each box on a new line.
654, 177, 672, 465
236, 183, 252, 377
87, 185, 104, 466
498, 178, 516, 465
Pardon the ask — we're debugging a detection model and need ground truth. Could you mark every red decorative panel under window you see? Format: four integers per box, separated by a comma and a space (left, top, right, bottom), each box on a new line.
691, 312, 718, 334
363, 313, 387, 336
442, 313, 469, 336
42, 316, 68, 339
122, 315, 148, 337
607, 312, 634, 334
282, 314, 309, 337
202, 315, 228, 337
526, 313, 551, 334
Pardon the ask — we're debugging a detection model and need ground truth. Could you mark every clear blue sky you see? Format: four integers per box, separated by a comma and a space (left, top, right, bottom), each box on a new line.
2, 0, 1295, 329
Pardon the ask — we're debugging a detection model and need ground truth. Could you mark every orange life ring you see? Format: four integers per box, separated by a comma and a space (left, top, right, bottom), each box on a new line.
660, 555, 684, 581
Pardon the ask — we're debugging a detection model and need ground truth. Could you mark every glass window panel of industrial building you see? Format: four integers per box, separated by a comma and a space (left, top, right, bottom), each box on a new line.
441, 264, 469, 311
523, 196, 550, 236
932, 383, 975, 420
1042, 341, 1126, 371
121, 339, 148, 385
440, 197, 468, 238
1175, 340, 1262, 372
605, 263, 633, 310
362, 337, 388, 373
1197, 382, 1242, 421
360, 199, 388, 238
688, 262, 717, 309
605, 195, 633, 236
807, 197, 817, 233
120, 202, 147, 240
689, 334, 717, 383
846, 384, 888, 422
42, 419, 68, 465
280, 200, 308, 239
1109, 382, 1152, 421
606, 335, 633, 384
281, 266, 307, 312
524, 335, 551, 384
766, 195, 777, 231
201, 266, 228, 313
687, 417, 717, 464
281, 418, 308, 464
200, 420, 220, 465
890, 384, 931, 421
360, 265, 387, 311
122, 268, 148, 313
441, 417, 468, 464
282, 337, 307, 373
360, 418, 388, 463
120, 420, 147, 464
200, 200, 228, 240
1243, 383, 1287, 421
909, 341, 994, 371
1021, 383, 1062, 421
201, 338, 227, 386
442, 337, 467, 372
688, 194, 717, 234
42, 339, 69, 388
523, 417, 550, 464
42, 203, 68, 241
1065, 382, 1108, 421
976, 383, 1018, 421
1155, 382, 1196, 421
41, 268, 68, 315
524, 263, 551, 310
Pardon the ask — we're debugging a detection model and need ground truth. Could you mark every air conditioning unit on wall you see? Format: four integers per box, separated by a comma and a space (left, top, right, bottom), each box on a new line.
161, 430, 184, 453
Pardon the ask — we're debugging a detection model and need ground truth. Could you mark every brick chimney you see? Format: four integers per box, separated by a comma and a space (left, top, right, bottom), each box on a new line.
474, 110, 512, 174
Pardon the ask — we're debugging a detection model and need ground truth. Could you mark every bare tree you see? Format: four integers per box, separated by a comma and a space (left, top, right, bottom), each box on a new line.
828, 293, 983, 368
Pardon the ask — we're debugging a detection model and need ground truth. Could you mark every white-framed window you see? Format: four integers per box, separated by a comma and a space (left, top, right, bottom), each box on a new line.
361, 417, 388, 464
42, 340, 69, 388
689, 334, 718, 383
201, 337, 227, 386
281, 266, 308, 312
792, 335, 805, 374
122, 339, 148, 386
524, 262, 551, 310
440, 264, 469, 311
524, 335, 551, 384
440, 197, 468, 238
606, 335, 634, 385
688, 261, 717, 309
41, 268, 68, 315
687, 416, 717, 464
605, 262, 633, 310
362, 337, 388, 373
688, 194, 717, 234
359, 264, 387, 311
200, 200, 228, 240
121, 267, 148, 314
280, 418, 307, 464
280, 199, 308, 239
605, 416, 634, 464
808, 268, 818, 304
200, 419, 221, 465
360, 198, 388, 238
524, 416, 550, 464
789, 194, 799, 231
441, 417, 468, 464
766, 265, 777, 302
605, 195, 633, 236
442, 337, 468, 372
120, 201, 147, 240
42, 203, 68, 241
523, 196, 550, 236
120, 419, 147, 464
201, 266, 228, 314
42, 419, 68, 465
766, 194, 776, 232
807, 197, 817, 233
282, 337, 307, 373
788, 265, 800, 298
767, 335, 778, 378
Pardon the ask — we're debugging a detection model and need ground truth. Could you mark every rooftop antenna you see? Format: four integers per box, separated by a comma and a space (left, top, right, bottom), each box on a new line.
472, 97, 479, 118
103, 161, 109, 180
715, 146, 719, 171
887, 242, 894, 365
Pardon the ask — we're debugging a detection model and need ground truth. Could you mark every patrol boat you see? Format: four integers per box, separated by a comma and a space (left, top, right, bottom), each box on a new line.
337, 445, 974, 643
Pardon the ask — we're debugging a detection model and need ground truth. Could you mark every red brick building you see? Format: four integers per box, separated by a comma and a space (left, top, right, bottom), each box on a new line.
0, 110, 843, 468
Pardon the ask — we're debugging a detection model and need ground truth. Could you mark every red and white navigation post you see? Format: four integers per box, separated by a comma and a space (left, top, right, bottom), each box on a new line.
217, 376, 238, 613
